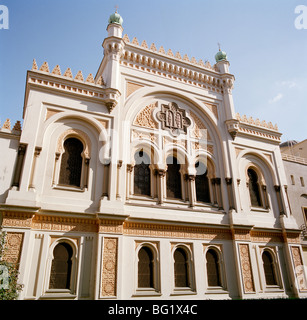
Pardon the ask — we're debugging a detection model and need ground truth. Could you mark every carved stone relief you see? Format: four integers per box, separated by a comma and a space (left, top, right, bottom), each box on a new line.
156, 102, 191, 136
291, 246, 307, 291
2, 232, 24, 265
101, 237, 118, 297
238, 244, 255, 293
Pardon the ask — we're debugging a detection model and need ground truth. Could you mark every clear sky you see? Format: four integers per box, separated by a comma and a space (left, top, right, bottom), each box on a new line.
0, 0, 306, 142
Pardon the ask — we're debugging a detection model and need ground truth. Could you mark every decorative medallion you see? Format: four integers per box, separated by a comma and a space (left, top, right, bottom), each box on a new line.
156, 102, 191, 136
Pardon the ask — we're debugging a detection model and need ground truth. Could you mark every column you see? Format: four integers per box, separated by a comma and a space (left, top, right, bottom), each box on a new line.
157, 169, 166, 205
83, 158, 90, 189
28, 146, 42, 191
116, 160, 123, 200
12, 143, 27, 189
274, 185, 285, 215
188, 175, 196, 208
215, 178, 223, 210
211, 178, 217, 205
126, 164, 134, 200
262, 185, 269, 209
225, 177, 234, 210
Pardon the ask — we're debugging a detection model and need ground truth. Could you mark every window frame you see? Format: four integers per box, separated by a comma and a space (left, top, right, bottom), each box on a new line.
195, 161, 211, 204
166, 155, 183, 201
43, 238, 79, 298
245, 165, 270, 211
204, 245, 228, 293
258, 247, 284, 292
53, 130, 91, 192
134, 243, 161, 297
132, 150, 152, 197
171, 244, 196, 295
58, 137, 84, 188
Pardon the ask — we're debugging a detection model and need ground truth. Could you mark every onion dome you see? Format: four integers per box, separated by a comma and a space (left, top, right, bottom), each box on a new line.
215, 49, 227, 62
108, 11, 123, 26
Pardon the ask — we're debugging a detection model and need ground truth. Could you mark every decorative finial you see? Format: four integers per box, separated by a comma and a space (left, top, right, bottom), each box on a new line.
115, 5, 118, 13
218, 42, 221, 51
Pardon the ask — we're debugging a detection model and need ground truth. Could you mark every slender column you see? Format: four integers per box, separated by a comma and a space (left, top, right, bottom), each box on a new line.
102, 162, 110, 199
116, 160, 123, 199
211, 178, 217, 205
183, 174, 189, 202
237, 179, 243, 211
126, 164, 134, 200
262, 185, 269, 209
225, 177, 234, 210
157, 169, 166, 204
12, 143, 27, 189
215, 178, 223, 209
284, 185, 292, 215
188, 175, 196, 208
274, 185, 285, 215
52, 152, 60, 186
28, 147, 42, 190
153, 168, 159, 200
84, 158, 90, 189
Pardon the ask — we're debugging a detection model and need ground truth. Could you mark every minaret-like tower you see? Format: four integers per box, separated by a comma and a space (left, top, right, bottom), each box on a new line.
214, 48, 238, 139
102, 10, 125, 93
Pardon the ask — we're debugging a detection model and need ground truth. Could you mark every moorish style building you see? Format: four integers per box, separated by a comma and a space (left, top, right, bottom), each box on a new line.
1, 11, 307, 300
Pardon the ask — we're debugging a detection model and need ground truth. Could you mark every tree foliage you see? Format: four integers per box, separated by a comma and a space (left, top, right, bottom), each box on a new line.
0, 231, 23, 300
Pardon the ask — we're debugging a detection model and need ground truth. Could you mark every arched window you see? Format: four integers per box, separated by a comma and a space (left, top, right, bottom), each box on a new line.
134, 150, 151, 196
59, 138, 83, 187
138, 246, 154, 288
248, 168, 262, 207
166, 156, 182, 199
206, 249, 221, 287
174, 248, 189, 288
195, 161, 210, 203
262, 250, 277, 286
49, 242, 73, 290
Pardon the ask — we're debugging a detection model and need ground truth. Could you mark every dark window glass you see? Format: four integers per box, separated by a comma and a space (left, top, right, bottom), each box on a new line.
248, 168, 262, 207
174, 248, 189, 287
262, 251, 277, 286
138, 247, 154, 288
206, 249, 221, 287
49, 243, 73, 289
59, 138, 83, 187
134, 151, 151, 196
166, 156, 182, 199
195, 162, 210, 203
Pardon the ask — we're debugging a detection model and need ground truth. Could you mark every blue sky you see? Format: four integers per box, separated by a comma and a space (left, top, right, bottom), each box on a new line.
0, 0, 306, 142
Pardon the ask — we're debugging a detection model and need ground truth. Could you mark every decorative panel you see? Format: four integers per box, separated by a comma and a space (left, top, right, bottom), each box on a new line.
2, 232, 24, 265
101, 237, 118, 297
238, 244, 255, 293
291, 246, 307, 291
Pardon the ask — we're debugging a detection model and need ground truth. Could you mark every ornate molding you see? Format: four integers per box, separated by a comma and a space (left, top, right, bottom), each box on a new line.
31, 215, 97, 233
1, 211, 33, 228
123, 222, 232, 240
56, 129, 91, 158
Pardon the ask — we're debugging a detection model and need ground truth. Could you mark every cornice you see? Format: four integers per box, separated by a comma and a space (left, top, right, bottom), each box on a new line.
24, 62, 121, 115
117, 35, 235, 94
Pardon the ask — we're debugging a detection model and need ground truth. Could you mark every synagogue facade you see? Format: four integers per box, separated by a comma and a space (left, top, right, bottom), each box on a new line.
1, 12, 307, 300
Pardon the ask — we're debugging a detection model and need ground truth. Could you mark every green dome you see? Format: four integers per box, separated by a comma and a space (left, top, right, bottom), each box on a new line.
215, 50, 227, 62
108, 12, 123, 26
